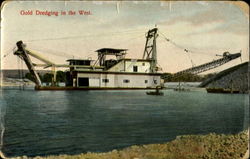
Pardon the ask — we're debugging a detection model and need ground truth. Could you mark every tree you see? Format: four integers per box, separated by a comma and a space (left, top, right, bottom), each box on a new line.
56, 71, 66, 82
25, 72, 35, 82
42, 73, 53, 83
161, 73, 174, 82
25, 71, 66, 84
25, 72, 42, 82
161, 72, 204, 82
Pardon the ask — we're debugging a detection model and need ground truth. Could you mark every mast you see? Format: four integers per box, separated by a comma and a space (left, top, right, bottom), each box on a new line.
143, 28, 158, 73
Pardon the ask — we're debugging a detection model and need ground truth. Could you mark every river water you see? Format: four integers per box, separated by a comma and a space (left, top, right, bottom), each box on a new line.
0, 87, 248, 157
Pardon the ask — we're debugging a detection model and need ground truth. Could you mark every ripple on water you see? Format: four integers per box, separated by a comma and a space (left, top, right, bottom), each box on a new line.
2, 89, 248, 157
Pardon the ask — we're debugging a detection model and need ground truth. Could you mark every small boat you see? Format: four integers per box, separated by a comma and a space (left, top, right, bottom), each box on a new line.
146, 91, 164, 95
146, 86, 164, 95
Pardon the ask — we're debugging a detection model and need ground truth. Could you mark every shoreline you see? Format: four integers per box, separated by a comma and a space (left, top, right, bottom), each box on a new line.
7, 130, 249, 159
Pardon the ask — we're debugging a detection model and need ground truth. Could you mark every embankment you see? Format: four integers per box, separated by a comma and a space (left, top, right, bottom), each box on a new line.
200, 62, 249, 93
9, 130, 248, 159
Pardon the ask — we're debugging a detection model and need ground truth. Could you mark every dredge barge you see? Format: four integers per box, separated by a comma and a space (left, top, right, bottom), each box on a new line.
13, 28, 242, 91
14, 28, 163, 90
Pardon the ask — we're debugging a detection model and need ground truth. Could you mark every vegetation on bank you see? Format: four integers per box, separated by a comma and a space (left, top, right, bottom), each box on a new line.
25, 71, 66, 83
161, 73, 216, 82
11, 131, 248, 159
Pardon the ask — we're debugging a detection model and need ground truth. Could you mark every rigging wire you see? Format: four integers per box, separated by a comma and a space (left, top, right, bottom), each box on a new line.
28, 47, 82, 59
22, 30, 145, 60
25, 29, 145, 43
21, 58, 25, 90
17, 56, 21, 90
186, 52, 195, 67
158, 33, 195, 67
2, 47, 16, 59
158, 31, 218, 57
16, 32, 145, 62
8, 31, 145, 62
158, 30, 230, 68
109, 33, 145, 48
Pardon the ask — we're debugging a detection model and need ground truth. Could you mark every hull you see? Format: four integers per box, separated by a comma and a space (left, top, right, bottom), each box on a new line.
35, 86, 157, 91
73, 71, 162, 88
206, 88, 240, 94
40, 71, 163, 91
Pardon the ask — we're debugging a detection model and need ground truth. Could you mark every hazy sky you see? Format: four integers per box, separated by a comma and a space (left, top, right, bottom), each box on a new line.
1, 1, 249, 73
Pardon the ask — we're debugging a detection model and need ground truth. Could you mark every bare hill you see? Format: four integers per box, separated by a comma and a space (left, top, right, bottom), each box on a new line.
199, 62, 249, 93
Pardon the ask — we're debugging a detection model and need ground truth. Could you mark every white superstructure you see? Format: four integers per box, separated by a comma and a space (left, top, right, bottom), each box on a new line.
64, 28, 163, 89
68, 58, 162, 89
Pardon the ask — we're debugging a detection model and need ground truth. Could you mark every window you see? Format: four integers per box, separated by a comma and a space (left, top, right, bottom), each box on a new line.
133, 66, 138, 72
102, 79, 109, 83
123, 79, 130, 83
154, 80, 157, 84
145, 80, 148, 83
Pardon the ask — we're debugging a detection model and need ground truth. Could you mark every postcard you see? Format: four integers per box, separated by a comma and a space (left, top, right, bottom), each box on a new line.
0, 1, 249, 159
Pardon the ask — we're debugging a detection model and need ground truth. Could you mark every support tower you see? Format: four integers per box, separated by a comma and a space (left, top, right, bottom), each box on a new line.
143, 28, 158, 73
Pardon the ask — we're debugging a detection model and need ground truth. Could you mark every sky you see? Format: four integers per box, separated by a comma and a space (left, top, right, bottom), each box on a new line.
1, 1, 249, 73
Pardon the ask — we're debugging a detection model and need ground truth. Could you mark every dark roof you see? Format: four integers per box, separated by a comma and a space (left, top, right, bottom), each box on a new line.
66, 59, 93, 62
95, 48, 127, 53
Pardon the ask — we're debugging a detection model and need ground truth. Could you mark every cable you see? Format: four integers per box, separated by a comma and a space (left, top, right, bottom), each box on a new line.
109, 33, 144, 48
22, 30, 145, 60
29, 47, 82, 59
25, 29, 145, 43
17, 56, 21, 90
158, 31, 218, 57
2, 46, 16, 59
186, 52, 195, 67
21, 59, 25, 90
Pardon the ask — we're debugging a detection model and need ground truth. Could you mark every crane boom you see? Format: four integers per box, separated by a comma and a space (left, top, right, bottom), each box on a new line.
14, 41, 42, 86
14, 41, 59, 86
26, 49, 55, 66
173, 52, 241, 77
13, 41, 106, 87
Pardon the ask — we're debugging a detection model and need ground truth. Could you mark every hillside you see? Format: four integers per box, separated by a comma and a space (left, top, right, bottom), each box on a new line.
199, 62, 249, 93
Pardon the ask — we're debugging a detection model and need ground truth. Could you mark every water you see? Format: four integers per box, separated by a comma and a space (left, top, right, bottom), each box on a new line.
0, 89, 7, 159
1, 88, 248, 157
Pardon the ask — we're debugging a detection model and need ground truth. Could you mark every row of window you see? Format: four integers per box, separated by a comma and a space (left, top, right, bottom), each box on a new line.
102, 78, 157, 84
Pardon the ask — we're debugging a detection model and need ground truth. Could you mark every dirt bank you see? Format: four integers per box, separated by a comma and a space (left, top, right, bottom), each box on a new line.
9, 131, 248, 159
